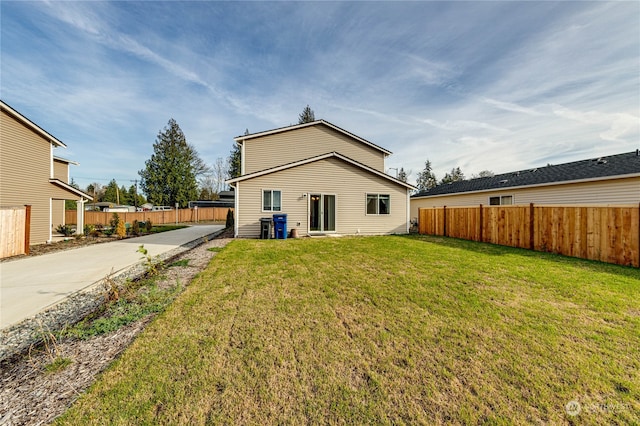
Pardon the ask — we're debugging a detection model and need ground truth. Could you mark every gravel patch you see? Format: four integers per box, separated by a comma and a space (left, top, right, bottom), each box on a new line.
0, 232, 234, 426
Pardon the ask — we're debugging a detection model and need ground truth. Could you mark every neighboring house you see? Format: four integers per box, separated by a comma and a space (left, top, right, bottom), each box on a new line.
411, 150, 640, 221
0, 100, 92, 245
227, 120, 415, 238
188, 191, 235, 209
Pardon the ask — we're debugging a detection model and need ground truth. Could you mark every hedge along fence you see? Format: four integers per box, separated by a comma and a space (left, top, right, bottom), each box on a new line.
418, 204, 640, 267
66, 207, 232, 226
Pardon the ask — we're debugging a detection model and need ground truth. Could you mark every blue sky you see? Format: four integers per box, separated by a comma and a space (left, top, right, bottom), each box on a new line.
2, 1, 638, 190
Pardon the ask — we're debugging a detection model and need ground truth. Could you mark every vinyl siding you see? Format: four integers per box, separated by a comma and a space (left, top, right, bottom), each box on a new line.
1, 109, 55, 244
243, 125, 385, 174
410, 176, 640, 221
53, 159, 69, 182
1, 109, 78, 244
52, 199, 65, 230
236, 157, 408, 238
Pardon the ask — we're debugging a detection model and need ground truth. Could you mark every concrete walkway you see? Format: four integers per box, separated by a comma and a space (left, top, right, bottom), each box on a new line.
0, 224, 224, 330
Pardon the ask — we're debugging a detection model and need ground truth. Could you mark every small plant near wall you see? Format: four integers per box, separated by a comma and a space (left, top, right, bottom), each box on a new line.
226, 209, 234, 228
83, 224, 96, 237
145, 219, 153, 233
55, 224, 74, 237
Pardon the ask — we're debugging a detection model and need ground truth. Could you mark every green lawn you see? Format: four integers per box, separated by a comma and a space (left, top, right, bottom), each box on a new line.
58, 235, 640, 425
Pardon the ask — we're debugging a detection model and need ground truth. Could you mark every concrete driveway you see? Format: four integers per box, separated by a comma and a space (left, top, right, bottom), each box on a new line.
0, 224, 224, 330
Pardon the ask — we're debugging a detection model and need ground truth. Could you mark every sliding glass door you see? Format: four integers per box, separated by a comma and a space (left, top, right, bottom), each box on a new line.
309, 194, 336, 232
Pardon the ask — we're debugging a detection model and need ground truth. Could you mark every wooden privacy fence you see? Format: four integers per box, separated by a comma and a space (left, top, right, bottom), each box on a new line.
66, 207, 232, 226
0, 205, 31, 258
418, 204, 640, 267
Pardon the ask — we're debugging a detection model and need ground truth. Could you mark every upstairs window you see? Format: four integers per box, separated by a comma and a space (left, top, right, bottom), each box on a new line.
366, 194, 390, 215
489, 195, 513, 205
263, 190, 281, 212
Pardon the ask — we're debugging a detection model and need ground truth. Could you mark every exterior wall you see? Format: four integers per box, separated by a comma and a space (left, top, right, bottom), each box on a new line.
52, 199, 65, 230
410, 176, 640, 222
53, 159, 69, 182
236, 157, 408, 238
243, 125, 386, 174
0, 109, 54, 244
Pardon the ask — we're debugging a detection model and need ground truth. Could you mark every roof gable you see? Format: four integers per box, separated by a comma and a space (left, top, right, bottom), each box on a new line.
234, 120, 392, 156
413, 151, 640, 198
1, 100, 67, 148
227, 151, 415, 190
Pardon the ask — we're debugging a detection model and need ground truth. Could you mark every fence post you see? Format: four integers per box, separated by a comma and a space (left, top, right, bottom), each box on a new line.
24, 205, 31, 255
529, 203, 535, 250
479, 204, 483, 242
443, 206, 447, 237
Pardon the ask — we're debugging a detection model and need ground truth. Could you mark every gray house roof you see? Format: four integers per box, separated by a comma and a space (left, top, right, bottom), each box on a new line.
412, 150, 640, 198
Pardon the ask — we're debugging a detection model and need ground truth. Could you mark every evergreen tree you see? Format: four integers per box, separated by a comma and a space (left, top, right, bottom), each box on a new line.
397, 167, 409, 183
227, 129, 246, 181
139, 119, 202, 208
119, 185, 129, 205
440, 167, 465, 184
103, 179, 120, 203
471, 170, 494, 179
416, 160, 437, 191
298, 105, 315, 124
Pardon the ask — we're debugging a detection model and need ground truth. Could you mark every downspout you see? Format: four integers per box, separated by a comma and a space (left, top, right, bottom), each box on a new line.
234, 183, 239, 237
240, 141, 245, 176
406, 188, 411, 234
48, 198, 53, 243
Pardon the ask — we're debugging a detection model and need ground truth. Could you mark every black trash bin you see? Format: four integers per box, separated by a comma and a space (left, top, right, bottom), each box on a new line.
260, 217, 273, 239
272, 214, 288, 240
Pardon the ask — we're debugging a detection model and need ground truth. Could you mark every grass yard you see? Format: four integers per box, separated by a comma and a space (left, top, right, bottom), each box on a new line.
58, 235, 639, 424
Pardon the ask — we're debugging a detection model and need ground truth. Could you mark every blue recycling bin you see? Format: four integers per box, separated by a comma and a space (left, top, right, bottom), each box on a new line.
273, 214, 288, 240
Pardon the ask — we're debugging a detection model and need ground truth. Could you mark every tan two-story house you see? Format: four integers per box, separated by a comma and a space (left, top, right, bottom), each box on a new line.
227, 120, 415, 238
1, 100, 92, 247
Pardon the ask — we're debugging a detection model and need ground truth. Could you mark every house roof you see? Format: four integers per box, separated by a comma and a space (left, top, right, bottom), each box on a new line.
1, 100, 67, 148
234, 120, 393, 156
227, 151, 416, 190
49, 179, 94, 200
53, 156, 79, 166
412, 150, 640, 198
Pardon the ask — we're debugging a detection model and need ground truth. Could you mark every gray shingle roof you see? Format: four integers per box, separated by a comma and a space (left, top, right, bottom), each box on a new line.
412, 150, 640, 198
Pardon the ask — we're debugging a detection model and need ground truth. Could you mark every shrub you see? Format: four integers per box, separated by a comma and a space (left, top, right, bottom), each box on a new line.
110, 213, 121, 230
55, 224, 74, 237
132, 220, 141, 236
83, 224, 96, 237
115, 220, 126, 239
145, 219, 153, 233
226, 209, 234, 228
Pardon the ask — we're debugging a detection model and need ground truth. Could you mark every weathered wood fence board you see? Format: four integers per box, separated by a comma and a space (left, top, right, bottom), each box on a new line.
0, 206, 29, 258
66, 207, 232, 226
419, 204, 639, 267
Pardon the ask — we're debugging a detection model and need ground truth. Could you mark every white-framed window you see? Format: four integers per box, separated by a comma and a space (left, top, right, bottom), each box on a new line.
262, 189, 282, 212
489, 195, 513, 205
366, 193, 390, 215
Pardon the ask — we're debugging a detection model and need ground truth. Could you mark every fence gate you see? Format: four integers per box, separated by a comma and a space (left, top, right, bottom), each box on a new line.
0, 205, 30, 259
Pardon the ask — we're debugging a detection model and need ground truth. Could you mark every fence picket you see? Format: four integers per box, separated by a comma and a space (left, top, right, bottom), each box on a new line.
418, 204, 639, 267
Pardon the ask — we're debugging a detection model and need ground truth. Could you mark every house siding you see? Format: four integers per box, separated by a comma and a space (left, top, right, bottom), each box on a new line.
53, 159, 69, 181
1, 109, 55, 244
243, 125, 385, 174
236, 157, 408, 237
410, 176, 640, 221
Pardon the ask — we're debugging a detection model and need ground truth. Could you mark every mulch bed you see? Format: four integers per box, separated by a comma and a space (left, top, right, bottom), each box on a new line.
0, 228, 234, 425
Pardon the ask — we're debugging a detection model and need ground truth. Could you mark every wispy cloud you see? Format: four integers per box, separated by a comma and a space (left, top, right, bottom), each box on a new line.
2, 1, 637, 188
